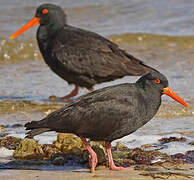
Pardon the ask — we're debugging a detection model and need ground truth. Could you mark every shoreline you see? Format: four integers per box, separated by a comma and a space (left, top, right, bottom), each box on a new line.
1, 164, 194, 180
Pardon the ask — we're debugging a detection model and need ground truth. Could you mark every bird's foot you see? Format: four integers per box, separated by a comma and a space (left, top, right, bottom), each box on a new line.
109, 164, 132, 171
61, 85, 79, 100
89, 152, 98, 173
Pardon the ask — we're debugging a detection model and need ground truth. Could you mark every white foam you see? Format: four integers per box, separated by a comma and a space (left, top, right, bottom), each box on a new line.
114, 134, 161, 149
0, 147, 14, 157
160, 142, 194, 155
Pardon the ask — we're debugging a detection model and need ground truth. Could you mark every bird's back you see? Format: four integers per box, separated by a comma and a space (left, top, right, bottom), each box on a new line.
37, 24, 156, 88
26, 82, 160, 141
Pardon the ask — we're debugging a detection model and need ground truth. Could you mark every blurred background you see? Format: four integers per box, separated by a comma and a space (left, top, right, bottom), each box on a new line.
0, 0, 194, 100
0, 0, 194, 161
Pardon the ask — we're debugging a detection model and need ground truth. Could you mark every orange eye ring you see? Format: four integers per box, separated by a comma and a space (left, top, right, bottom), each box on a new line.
154, 78, 160, 84
42, 9, 48, 14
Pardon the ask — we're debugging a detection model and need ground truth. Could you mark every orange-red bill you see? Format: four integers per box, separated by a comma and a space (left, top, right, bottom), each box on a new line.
162, 87, 188, 107
10, 17, 40, 40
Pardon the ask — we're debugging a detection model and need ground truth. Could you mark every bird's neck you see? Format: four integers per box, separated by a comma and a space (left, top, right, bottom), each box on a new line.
37, 20, 65, 49
138, 84, 162, 121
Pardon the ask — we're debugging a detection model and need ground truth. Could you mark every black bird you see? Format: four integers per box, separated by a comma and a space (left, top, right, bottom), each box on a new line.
10, 3, 157, 99
25, 71, 188, 172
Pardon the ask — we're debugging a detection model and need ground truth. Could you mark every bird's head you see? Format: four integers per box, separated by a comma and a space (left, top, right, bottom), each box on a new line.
10, 4, 66, 40
136, 72, 188, 107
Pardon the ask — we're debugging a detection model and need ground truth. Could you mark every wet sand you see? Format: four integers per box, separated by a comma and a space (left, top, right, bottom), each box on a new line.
1, 164, 194, 180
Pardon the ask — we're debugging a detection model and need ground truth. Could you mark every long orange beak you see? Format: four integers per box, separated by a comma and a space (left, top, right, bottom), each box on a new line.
10, 17, 40, 40
162, 87, 188, 107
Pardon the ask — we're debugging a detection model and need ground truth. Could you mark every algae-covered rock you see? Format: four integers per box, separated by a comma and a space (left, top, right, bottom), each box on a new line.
159, 137, 187, 144
128, 148, 165, 165
115, 142, 128, 151
13, 138, 44, 160
51, 154, 66, 166
83, 141, 107, 165
53, 133, 85, 156
41, 144, 60, 159
0, 125, 8, 138
0, 136, 22, 150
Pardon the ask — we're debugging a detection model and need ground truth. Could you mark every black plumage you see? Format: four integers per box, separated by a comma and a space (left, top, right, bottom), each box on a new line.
25, 72, 165, 140
25, 71, 188, 172
11, 4, 157, 99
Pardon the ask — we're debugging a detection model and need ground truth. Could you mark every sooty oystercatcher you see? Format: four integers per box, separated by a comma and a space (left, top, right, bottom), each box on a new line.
25, 71, 188, 172
10, 4, 157, 99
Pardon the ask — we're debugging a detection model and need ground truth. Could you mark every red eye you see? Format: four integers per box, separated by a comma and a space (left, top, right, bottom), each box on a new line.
42, 9, 48, 14
154, 78, 160, 84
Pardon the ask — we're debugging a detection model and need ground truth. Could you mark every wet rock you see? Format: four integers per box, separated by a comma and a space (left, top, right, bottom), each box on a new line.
41, 144, 60, 159
140, 144, 152, 150
171, 150, 194, 164
115, 142, 128, 151
189, 141, 194, 145
171, 153, 186, 161
0, 136, 22, 150
49, 95, 60, 101
53, 133, 85, 156
51, 154, 66, 166
83, 142, 107, 165
185, 150, 194, 164
0, 125, 8, 138
51, 153, 85, 166
13, 138, 44, 160
0, 125, 5, 131
128, 148, 165, 165
159, 137, 187, 144
6, 160, 49, 169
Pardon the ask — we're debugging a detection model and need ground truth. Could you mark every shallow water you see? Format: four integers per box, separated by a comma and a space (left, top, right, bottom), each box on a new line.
1, 0, 194, 37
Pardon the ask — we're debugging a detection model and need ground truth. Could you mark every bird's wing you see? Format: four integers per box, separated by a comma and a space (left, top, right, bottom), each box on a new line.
37, 84, 143, 140
51, 26, 155, 79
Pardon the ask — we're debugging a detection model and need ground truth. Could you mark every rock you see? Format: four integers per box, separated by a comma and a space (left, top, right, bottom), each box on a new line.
51, 153, 85, 166
171, 153, 186, 161
159, 137, 187, 144
92, 144, 106, 164
0, 136, 22, 150
53, 133, 85, 156
0, 125, 5, 131
51, 154, 66, 166
115, 142, 128, 151
0, 125, 7, 138
6, 160, 49, 169
185, 150, 194, 163
189, 141, 194, 145
48, 95, 60, 101
171, 150, 194, 164
13, 138, 44, 160
41, 144, 60, 159
83, 141, 107, 165
128, 148, 164, 165
140, 144, 152, 149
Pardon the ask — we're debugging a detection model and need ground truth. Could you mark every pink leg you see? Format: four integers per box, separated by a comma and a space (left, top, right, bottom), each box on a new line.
81, 137, 98, 173
61, 85, 79, 99
105, 142, 132, 171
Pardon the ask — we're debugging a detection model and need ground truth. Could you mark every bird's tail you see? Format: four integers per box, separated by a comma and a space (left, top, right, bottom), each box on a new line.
25, 121, 50, 138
